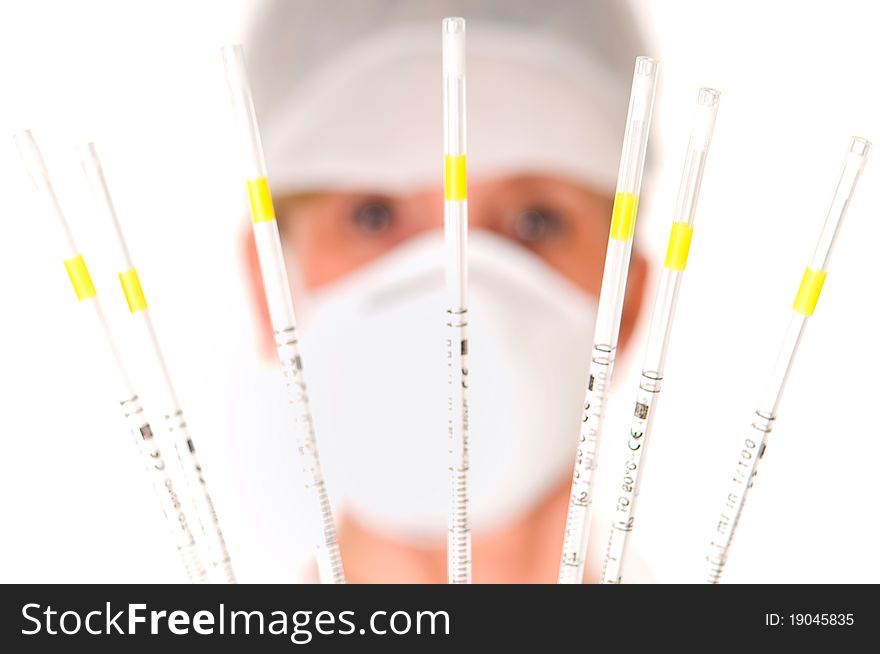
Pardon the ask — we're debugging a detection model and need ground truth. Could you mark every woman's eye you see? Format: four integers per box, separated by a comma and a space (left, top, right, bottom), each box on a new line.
513, 207, 563, 243
352, 202, 394, 235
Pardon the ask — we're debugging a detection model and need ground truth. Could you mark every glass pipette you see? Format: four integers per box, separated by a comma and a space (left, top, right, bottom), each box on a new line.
706, 136, 871, 583
221, 44, 345, 584
601, 88, 721, 584
558, 56, 659, 584
78, 143, 236, 584
14, 130, 208, 583
442, 16, 471, 585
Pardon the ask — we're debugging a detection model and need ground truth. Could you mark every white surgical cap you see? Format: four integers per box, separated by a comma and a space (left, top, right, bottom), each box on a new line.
246, 0, 651, 197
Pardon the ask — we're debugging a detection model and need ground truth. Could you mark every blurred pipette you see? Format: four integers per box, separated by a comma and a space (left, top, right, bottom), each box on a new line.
559, 56, 658, 584
706, 136, 870, 583
79, 142, 235, 583
221, 44, 345, 584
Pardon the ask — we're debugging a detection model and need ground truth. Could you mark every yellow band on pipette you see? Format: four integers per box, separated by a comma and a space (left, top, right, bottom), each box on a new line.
119, 267, 148, 313
610, 192, 638, 241
792, 267, 826, 316
445, 155, 467, 201
664, 222, 694, 271
63, 255, 97, 301
247, 177, 276, 223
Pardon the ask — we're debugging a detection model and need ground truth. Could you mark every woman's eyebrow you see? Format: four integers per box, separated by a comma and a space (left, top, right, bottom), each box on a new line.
276, 191, 324, 208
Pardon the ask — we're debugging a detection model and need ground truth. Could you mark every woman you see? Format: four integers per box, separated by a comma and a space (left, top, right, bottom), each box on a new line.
242, 0, 651, 583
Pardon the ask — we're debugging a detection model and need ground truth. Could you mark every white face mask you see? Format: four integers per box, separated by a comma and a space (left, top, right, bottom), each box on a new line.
294, 231, 597, 545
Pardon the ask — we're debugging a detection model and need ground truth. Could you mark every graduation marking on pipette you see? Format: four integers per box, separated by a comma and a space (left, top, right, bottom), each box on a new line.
442, 16, 471, 585
78, 143, 236, 584
14, 130, 208, 584
221, 44, 345, 584
558, 56, 658, 584
601, 88, 720, 584
706, 136, 870, 583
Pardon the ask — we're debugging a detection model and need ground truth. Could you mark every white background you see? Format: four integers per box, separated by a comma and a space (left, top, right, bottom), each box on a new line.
0, 0, 877, 583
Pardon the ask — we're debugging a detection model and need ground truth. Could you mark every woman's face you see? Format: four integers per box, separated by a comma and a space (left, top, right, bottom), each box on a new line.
270, 174, 647, 348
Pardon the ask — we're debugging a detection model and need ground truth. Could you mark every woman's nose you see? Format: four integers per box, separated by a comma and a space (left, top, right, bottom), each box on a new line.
408, 185, 493, 231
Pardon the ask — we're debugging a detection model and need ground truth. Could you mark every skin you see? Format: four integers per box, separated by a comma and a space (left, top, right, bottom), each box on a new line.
243, 174, 648, 583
